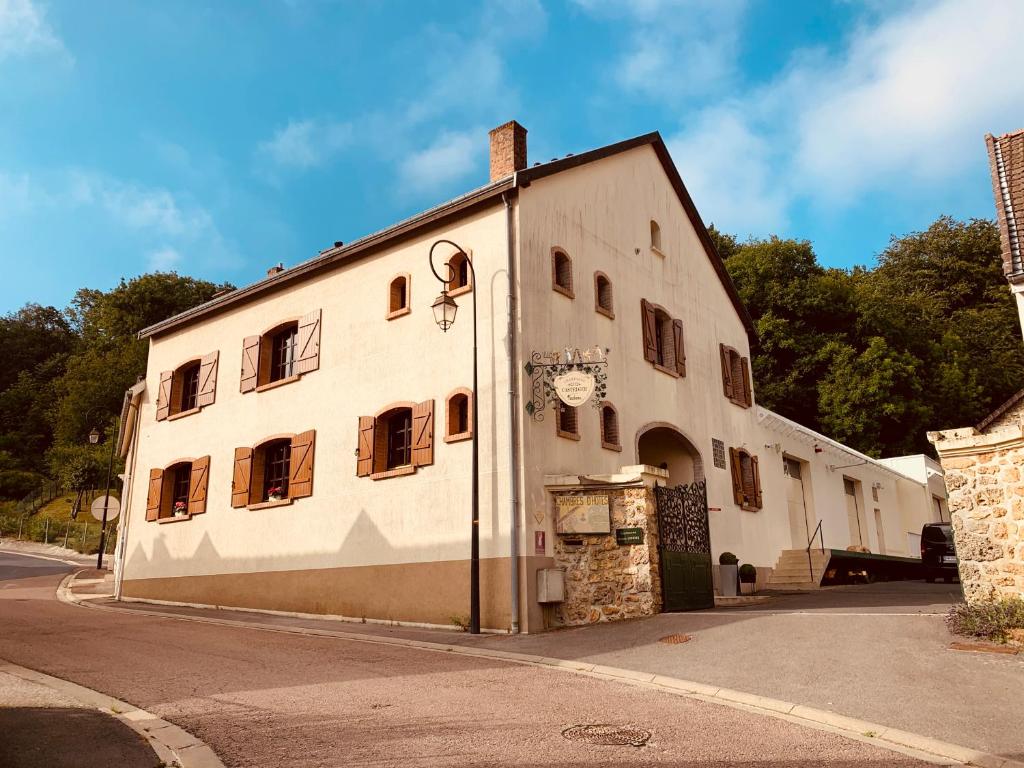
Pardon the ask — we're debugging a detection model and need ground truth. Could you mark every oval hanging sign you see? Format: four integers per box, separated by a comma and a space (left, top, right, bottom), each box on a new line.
554, 370, 596, 406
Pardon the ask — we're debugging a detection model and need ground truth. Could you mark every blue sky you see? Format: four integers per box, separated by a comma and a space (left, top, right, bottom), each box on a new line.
2, 0, 1022, 314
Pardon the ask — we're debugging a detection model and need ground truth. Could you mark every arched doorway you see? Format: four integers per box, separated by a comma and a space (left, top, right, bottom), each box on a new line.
635, 423, 714, 611
636, 423, 704, 485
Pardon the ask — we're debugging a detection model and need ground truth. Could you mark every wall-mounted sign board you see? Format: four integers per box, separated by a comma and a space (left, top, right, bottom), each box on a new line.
615, 527, 644, 545
555, 493, 610, 534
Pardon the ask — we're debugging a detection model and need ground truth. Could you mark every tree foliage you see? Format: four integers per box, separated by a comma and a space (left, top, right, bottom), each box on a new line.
721, 216, 1024, 457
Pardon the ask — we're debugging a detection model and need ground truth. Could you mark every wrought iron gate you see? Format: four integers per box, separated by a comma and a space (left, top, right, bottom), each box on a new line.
654, 481, 714, 611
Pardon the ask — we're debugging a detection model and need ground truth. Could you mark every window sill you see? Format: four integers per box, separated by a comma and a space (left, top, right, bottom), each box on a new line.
387, 307, 411, 321
248, 498, 294, 510
651, 245, 665, 258
256, 375, 300, 393
595, 307, 615, 320
740, 503, 761, 513
556, 429, 581, 441
552, 284, 575, 299
653, 363, 680, 378
167, 407, 201, 421
727, 396, 752, 409
601, 441, 622, 452
158, 514, 192, 524
449, 284, 472, 298
444, 431, 472, 444
371, 465, 416, 481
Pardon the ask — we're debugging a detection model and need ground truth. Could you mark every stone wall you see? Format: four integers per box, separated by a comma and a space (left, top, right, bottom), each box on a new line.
939, 447, 1024, 602
552, 486, 663, 626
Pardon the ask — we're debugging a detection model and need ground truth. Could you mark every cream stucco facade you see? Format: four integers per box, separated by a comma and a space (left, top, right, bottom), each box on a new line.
116, 127, 945, 632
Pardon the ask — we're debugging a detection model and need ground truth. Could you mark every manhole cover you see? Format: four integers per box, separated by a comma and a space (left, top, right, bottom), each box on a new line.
561, 725, 651, 747
658, 633, 691, 644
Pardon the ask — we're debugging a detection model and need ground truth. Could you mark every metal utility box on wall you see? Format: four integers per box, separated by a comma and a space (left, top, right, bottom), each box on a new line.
536, 568, 566, 603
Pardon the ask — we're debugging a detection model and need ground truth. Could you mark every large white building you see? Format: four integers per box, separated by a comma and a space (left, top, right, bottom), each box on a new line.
114, 122, 945, 632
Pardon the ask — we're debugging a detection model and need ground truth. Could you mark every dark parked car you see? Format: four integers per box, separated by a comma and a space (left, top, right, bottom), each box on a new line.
921, 522, 958, 582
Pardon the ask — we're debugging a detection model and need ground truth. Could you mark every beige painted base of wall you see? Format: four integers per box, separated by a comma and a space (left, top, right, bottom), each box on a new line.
122, 557, 513, 632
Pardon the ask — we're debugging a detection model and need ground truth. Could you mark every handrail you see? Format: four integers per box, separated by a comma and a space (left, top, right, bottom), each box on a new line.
806, 521, 824, 582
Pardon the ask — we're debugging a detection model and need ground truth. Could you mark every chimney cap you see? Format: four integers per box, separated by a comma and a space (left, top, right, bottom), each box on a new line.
266, 263, 285, 278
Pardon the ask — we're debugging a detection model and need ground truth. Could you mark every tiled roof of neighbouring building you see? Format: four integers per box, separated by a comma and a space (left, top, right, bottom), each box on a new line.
986, 129, 1024, 281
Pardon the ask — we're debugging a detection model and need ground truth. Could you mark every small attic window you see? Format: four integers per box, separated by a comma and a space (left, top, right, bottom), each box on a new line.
650, 220, 662, 252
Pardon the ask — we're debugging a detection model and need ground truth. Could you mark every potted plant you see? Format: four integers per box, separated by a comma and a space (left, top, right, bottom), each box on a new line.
719, 551, 739, 597
739, 563, 758, 594
173, 500, 188, 518
267, 486, 284, 502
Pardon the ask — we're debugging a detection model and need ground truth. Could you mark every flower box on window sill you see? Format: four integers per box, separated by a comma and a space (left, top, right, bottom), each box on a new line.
159, 514, 191, 524
248, 498, 293, 511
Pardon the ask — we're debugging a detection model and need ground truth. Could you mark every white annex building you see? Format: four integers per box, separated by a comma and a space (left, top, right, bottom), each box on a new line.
113, 122, 947, 633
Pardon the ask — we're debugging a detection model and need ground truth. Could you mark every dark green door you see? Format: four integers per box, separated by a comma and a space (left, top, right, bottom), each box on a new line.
656, 482, 714, 612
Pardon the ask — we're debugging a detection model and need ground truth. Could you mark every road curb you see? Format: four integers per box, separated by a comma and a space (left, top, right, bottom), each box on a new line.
0, 655, 224, 768
58, 571, 1022, 768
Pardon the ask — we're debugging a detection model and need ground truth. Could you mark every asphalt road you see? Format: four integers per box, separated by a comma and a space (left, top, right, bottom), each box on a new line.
0, 552, 934, 768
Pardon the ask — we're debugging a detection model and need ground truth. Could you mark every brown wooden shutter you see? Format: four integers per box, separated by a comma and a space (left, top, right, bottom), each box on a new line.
188, 455, 210, 515
752, 455, 762, 509
146, 468, 163, 521
728, 448, 745, 506
231, 447, 253, 508
720, 344, 733, 398
196, 351, 219, 407
357, 416, 375, 476
156, 371, 172, 421
672, 319, 686, 376
641, 299, 658, 363
289, 430, 316, 498
411, 400, 435, 467
295, 309, 322, 375
240, 336, 260, 393
741, 357, 752, 407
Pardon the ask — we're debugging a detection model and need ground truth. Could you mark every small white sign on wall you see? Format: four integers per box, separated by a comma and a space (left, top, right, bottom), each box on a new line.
553, 370, 596, 407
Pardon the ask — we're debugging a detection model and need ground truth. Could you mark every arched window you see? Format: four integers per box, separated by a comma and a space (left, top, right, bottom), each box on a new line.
551, 249, 574, 298
719, 344, 752, 407
650, 219, 662, 251
445, 389, 472, 442
729, 447, 762, 510
653, 307, 676, 370
231, 431, 315, 508
376, 406, 414, 471
145, 456, 210, 522
258, 438, 292, 502
447, 252, 472, 295
556, 401, 579, 440
641, 299, 686, 377
594, 272, 614, 318
600, 402, 621, 451
388, 274, 410, 319
259, 321, 299, 384
156, 352, 219, 421
166, 460, 192, 519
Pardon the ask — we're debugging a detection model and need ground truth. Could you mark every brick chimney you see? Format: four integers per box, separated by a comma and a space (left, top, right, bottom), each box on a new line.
489, 120, 528, 182
267, 263, 284, 278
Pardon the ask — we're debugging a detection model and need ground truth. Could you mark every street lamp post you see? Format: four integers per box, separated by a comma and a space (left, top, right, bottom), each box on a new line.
428, 239, 480, 635
87, 414, 118, 571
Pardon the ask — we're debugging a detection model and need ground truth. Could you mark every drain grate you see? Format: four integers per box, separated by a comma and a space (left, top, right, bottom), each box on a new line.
658, 633, 691, 644
562, 725, 651, 747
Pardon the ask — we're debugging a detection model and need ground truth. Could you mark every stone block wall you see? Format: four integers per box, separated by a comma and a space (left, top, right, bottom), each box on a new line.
940, 448, 1024, 602
552, 486, 662, 626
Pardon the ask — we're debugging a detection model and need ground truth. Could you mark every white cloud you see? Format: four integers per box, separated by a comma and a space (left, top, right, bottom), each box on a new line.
398, 130, 480, 195
0, 0, 68, 62
659, 0, 1024, 235
574, 0, 747, 100
257, 118, 352, 171
147, 246, 182, 271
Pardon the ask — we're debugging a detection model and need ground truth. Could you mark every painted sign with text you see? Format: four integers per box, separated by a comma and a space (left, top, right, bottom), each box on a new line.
554, 493, 611, 535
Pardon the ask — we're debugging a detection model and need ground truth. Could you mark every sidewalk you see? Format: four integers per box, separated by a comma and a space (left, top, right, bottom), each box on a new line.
0, 538, 99, 566
0, 666, 159, 768
66, 574, 1024, 768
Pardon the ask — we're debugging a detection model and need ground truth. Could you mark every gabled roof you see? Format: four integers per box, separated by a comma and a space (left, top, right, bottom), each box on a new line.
986, 129, 1024, 282
139, 132, 756, 341
976, 385, 1024, 433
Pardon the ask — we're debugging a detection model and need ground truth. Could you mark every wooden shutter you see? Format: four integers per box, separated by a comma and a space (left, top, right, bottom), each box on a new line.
240, 336, 260, 393
188, 456, 210, 515
641, 299, 657, 363
752, 455, 762, 509
231, 447, 253, 508
289, 430, 316, 498
728, 448, 744, 506
720, 344, 733, 398
295, 309, 322, 375
357, 416, 375, 477
156, 371, 172, 421
741, 357, 752, 407
411, 400, 435, 467
196, 351, 219, 407
672, 319, 686, 376
146, 468, 163, 521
